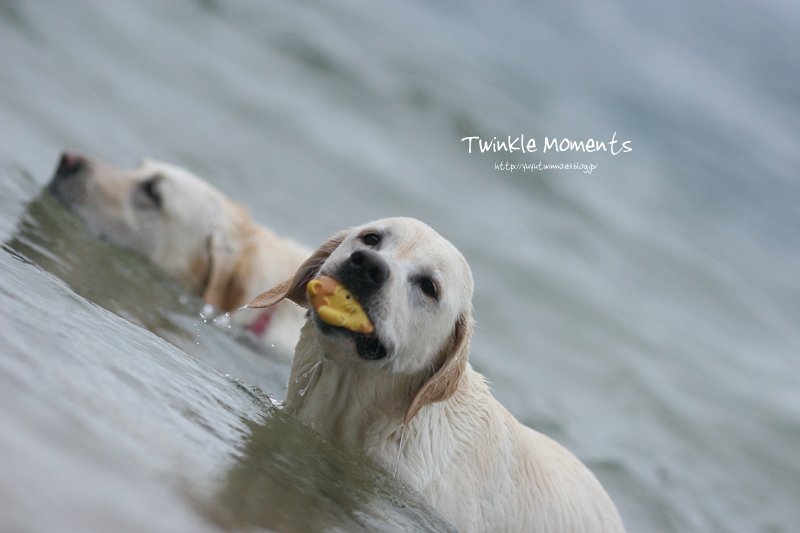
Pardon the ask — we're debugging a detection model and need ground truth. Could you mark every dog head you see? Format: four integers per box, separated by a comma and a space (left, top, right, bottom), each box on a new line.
48, 152, 255, 311
250, 217, 474, 423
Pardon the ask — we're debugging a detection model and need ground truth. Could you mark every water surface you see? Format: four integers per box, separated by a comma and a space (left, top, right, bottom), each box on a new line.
1, 1, 799, 532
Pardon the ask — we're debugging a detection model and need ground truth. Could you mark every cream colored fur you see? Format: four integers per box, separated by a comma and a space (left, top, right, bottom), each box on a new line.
49, 153, 310, 353
249, 217, 626, 533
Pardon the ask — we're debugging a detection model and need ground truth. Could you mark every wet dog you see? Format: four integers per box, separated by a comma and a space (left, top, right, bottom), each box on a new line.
249, 217, 626, 533
48, 152, 310, 353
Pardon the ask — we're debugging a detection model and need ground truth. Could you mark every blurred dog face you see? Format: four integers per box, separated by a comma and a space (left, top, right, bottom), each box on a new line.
46, 152, 314, 351
49, 153, 226, 277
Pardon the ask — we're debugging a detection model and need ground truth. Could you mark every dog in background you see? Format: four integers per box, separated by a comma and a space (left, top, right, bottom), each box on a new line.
49, 152, 310, 354
249, 217, 626, 533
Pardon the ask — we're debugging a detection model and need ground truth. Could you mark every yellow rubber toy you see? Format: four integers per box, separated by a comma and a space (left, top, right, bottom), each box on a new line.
307, 275, 374, 334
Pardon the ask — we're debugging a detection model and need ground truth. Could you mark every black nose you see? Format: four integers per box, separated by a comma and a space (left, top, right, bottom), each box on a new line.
350, 249, 389, 285
338, 249, 390, 300
55, 152, 86, 178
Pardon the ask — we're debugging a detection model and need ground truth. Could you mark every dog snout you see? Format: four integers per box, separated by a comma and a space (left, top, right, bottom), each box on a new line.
338, 249, 390, 300
350, 250, 389, 285
55, 152, 87, 178
49, 152, 89, 204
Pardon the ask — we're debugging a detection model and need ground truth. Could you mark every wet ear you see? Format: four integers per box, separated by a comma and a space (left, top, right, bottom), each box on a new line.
405, 312, 474, 425
248, 230, 349, 309
202, 230, 250, 312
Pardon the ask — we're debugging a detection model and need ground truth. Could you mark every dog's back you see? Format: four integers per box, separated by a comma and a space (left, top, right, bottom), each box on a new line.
383, 366, 625, 533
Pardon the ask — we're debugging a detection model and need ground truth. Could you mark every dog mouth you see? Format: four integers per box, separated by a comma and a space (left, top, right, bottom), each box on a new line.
313, 313, 388, 360
307, 275, 388, 361
355, 332, 388, 360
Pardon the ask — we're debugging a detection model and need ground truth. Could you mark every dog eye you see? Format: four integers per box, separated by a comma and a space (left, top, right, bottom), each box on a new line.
419, 277, 438, 300
138, 177, 162, 209
360, 232, 381, 246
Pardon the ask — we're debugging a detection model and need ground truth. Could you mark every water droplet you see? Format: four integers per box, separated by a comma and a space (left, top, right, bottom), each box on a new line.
393, 424, 406, 483
296, 361, 322, 397
200, 303, 216, 321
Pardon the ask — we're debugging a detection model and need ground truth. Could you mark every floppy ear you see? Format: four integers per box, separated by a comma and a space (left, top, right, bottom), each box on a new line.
202, 230, 250, 312
248, 230, 349, 309
405, 312, 474, 425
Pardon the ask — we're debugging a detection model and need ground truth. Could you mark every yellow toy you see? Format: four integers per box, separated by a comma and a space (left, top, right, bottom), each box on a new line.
306, 275, 374, 334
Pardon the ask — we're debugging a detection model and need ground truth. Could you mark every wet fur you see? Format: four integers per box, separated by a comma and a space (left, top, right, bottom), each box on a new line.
250, 217, 626, 533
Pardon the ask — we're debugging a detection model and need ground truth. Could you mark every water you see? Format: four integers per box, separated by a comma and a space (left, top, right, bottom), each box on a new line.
0, 191, 456, 533
1, 0, 799, 531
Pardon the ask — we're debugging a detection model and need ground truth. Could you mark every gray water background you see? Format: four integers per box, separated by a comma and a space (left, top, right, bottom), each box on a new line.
1, 0, 799, 532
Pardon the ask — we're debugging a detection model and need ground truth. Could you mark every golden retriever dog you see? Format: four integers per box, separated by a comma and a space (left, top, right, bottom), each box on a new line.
48, 152, 310, 353
248, 217, 626, 533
